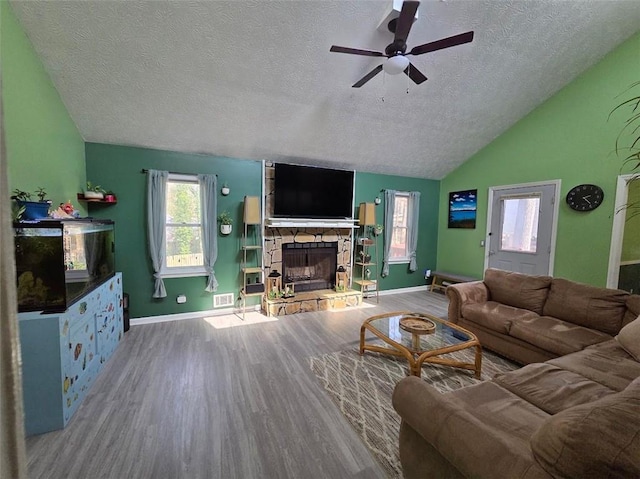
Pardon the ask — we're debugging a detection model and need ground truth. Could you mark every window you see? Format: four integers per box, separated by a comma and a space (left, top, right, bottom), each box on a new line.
161, 174, 205, 277
499, 195, 540, 254
389, 192, 410, 263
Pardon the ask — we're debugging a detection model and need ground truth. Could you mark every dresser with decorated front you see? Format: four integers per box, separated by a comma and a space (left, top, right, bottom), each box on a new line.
15, 219, 123, 435
18, 273, 123, 435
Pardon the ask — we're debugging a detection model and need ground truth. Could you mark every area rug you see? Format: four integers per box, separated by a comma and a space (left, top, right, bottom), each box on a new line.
309, 345, 518, 478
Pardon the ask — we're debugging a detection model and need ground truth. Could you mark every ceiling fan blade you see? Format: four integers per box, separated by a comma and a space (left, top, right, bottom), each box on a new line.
330, 45, 385, 57
404, 63, 428, 85
394, 1, 420, 45
352, 65, 383, 88
409, 31, 474, 56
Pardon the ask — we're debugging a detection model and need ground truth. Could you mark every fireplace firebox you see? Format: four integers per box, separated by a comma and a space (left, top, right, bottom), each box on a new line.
281, 242, 338, 292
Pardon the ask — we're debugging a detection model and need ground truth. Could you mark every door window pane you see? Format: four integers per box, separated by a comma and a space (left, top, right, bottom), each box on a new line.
500, 197, 540, 253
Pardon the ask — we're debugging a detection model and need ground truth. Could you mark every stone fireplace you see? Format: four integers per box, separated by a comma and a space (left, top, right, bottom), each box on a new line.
261, 163, 361, 315
262, 229, 360, 315
263, 229, 352, 288
282, 242, 337, 292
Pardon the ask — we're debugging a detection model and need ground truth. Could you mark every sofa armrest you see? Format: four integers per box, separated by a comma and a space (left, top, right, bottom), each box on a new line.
392, 377, 551, 479
392, 377, 466, 455
446, 280, 489, 324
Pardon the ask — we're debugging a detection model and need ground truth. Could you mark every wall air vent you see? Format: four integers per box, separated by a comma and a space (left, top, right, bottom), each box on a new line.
213, 293, 234, 308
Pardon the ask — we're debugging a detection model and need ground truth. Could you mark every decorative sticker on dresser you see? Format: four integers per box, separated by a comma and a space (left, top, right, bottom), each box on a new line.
19, 272, 123, 435
59, 274, 123, 420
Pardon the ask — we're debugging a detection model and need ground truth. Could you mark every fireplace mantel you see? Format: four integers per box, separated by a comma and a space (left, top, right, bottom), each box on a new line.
265, 218, 358, 229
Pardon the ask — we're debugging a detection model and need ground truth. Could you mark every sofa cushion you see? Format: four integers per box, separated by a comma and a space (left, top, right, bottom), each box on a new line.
623, 294, 640, 327
543, 278, 628, 335
484, 269, 551, 315
531, 377, 640, 479
616, 314, 640, 361
549, 340, 640, 391
493, 363, 616, 415
509, 315, 612, 356
461, 301, 538, 334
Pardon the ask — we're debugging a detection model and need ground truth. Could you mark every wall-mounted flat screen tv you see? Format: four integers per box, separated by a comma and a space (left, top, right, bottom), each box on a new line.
274, 163, 354, 219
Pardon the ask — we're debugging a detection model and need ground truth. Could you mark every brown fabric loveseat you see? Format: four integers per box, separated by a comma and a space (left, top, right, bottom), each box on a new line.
446, 268, 640, 364
392, 270, 640, 478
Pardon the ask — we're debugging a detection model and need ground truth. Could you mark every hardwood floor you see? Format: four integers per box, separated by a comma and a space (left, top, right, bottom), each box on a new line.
25, 291, 449, 479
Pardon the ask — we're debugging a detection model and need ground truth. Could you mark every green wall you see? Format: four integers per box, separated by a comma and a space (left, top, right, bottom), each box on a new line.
85, 143, 262, 319
438, 32, 640, 287
355, 172, 439, 290
2, 1, 86, 214
86, 147, 440, 318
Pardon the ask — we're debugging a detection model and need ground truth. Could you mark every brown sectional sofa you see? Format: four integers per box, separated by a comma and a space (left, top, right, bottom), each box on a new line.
392, 270, 640, 478
445, 268, 638, 365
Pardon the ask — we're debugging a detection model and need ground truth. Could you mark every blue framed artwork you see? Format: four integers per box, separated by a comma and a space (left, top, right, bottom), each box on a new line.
448, 189, 477, 229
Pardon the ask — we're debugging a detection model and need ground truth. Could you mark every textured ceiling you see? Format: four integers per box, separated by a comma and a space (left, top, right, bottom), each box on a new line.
9, 0, 640, 179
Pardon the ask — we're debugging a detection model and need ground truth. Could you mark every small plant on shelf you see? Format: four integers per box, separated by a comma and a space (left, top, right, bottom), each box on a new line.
11, 188, 52, 220
11, 189, 32, 202
218, 211, 233, 225
35, 187, 48, 202
84, 181, 106, 199
218, 211, 233, 234
267, 289, 284, 300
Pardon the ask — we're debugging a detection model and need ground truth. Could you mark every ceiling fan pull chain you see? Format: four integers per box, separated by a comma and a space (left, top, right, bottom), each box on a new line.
406, 65, 410, 94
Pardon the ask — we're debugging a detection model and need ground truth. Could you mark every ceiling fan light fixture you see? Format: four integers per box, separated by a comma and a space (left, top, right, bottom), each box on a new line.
383, 55, 409, 75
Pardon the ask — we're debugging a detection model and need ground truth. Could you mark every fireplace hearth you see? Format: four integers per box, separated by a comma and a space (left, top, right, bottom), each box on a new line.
282, 242, 338, 292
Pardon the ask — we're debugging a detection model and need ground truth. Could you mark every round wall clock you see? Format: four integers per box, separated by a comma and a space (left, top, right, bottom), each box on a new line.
566, 184, 604, 211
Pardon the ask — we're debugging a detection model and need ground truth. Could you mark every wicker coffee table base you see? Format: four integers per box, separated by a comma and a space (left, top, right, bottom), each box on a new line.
359, 312, 482, 378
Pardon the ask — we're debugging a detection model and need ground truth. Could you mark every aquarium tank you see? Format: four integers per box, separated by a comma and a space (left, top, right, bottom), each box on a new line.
14, 219, 115, 313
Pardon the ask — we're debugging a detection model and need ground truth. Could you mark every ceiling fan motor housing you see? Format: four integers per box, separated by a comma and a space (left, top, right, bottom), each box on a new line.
385, 41, 407, 56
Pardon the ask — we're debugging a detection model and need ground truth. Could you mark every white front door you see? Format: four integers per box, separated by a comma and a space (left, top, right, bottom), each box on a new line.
486, 181, 560, 275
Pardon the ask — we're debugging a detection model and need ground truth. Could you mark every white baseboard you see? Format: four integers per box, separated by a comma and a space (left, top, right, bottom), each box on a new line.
131, 304, 261, 326
377, 285, 429, 296
130, 286, 430, 325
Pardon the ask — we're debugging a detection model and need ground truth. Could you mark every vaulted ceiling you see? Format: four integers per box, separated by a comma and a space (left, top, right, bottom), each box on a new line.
9, 0, 640, 179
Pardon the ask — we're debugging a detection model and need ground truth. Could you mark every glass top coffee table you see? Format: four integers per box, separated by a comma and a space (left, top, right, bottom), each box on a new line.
359, 311, 482, 378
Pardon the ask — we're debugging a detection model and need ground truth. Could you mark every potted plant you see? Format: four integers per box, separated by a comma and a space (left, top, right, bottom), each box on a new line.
104, 190, 117, 203
374, 224, 384, 236
218, 211, 233, 234
611, 81, 640, 218
84, 181, 105, 200
11, 188, 52, 220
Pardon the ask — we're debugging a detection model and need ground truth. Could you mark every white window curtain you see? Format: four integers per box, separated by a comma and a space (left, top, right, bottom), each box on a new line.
0, 88, 28, 478
382, 189, 397, 277
381, 189, 420, 276
147, 169, 168, 298
407, 191, 420, 272
198, 174, 218, 292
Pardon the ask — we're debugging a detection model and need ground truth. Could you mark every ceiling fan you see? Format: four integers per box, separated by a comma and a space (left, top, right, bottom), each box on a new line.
330, 0, 474, 88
